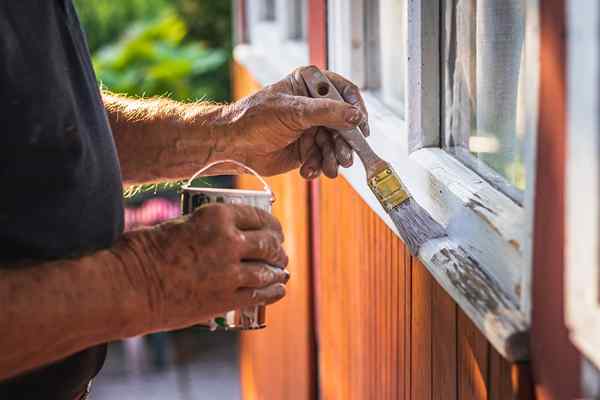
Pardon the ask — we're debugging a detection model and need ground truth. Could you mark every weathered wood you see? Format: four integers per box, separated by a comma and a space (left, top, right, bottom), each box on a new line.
407, 0, 440, 151
420, 238, 528, 361
458, 310, 489, 400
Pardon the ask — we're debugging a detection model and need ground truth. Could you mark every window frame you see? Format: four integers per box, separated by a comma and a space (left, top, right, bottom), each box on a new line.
235, 0, 309, 86
327, 0, 539, 361
565, 0, 600, 371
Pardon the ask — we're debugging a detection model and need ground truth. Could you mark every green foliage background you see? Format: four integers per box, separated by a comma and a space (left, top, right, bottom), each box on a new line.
73, 0, 233, 197
73, 0, 232, 102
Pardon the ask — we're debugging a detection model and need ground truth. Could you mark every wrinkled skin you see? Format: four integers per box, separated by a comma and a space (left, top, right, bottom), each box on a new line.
121, 203, 290, 332
1, 62, 372, 379
222, 67, 370, 179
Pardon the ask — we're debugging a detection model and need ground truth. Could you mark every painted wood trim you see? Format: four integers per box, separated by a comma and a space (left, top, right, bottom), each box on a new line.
420, 238, 528, 361
307, 0, 326, 393
565, 0, 600, 372
236, 0, 535, 361
308, 0, 327, 68
407, 0, 440, 151
531, 0, 582, 397
327, 0, 366, 86
233, 0, 247, 45
239, 1, 309, 85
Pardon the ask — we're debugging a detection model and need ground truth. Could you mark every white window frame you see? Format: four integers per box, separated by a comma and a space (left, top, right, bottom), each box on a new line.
328, 0, 539, 361
565, 0, 600, 372
234, 0, 309, 86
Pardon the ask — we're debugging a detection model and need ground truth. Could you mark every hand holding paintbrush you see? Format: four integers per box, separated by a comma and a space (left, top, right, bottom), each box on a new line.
299, 66, 446, 255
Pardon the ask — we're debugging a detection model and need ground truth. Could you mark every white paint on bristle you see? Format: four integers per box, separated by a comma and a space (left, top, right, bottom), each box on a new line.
389, 200, 446, 255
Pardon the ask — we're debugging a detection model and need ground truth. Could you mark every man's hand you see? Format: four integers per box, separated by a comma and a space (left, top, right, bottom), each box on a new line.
104, 66, 368, 184
224, 66, 370, 179
119, 203, 289, 332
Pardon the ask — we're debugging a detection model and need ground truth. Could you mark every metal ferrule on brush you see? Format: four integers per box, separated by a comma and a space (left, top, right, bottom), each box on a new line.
368, 167, 410, 212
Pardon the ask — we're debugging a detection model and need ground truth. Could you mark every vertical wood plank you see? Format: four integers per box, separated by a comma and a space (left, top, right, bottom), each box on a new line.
458, 310, 489, 400
489, 346, 514, 400
432, 281, 457, 400
412, 258, 432, 400
404, 249, 412, 400
234, 61, 315, 400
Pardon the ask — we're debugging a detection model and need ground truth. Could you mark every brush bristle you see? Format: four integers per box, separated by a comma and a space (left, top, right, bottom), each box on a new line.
389, 199, 446, 255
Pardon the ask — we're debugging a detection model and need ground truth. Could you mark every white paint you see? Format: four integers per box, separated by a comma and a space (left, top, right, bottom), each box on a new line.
235, 0, 539, 361
565, 0, 600, 371
407, 0, 440, 150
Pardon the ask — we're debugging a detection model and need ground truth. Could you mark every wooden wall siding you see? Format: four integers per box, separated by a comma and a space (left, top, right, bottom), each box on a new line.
317, 175, 530, 400
233, 61, 316, 400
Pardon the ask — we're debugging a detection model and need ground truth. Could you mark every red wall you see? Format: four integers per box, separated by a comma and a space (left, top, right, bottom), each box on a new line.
531, 0, 582, 398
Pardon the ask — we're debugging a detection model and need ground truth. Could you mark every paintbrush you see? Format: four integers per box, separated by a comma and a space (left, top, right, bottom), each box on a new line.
299, 66, 446, 255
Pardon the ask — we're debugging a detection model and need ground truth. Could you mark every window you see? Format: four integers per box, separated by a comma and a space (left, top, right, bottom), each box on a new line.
328, 0, 539, 360
565, 0, 600, 372
328, 0, 406, 116
441, 0, 528, 201
237, 0, 309, 85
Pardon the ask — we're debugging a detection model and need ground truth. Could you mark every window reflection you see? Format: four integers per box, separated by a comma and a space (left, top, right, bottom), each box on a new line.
442, 0, 527, 194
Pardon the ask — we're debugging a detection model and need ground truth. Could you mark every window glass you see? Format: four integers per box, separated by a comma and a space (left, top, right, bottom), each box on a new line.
378, 0, 406, 115
263, 0, 276, 21
291, 0, 307, 40
441, 0, 527, 193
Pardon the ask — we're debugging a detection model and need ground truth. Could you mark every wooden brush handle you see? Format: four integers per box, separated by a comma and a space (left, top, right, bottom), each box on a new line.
299, 66, 387, 176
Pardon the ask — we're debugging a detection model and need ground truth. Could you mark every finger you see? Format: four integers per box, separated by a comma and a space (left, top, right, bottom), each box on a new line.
299, 146, 323, 180
315, 128, 339, 178
324, 71, 370, 137
240, 230, 288, 266
238, 263, 290, 288
230, 204, 282, 234
235, 283, 286, 306
332, 132, 353, 168
285, 95, 363, 131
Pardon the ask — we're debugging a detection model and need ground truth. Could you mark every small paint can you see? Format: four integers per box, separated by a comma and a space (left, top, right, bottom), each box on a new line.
181, 159, 275, 330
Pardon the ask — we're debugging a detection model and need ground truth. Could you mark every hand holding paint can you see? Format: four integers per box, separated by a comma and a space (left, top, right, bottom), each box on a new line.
181, 160, 276, 330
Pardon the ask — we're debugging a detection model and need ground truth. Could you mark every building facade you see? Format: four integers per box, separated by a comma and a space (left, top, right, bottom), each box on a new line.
232, 1, 600, 399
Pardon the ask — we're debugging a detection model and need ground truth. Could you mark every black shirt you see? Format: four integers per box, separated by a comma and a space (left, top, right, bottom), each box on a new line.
0, 1, 124, 398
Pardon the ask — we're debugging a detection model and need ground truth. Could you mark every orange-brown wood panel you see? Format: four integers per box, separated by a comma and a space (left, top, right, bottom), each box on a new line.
411, 258, 432, 400
457, 309, 489, 400
432, 279, 457, 400
489, 347, 514, 400
232, 53, 532, 400
317, 175, 526, 400
233, 61, 316, 400
317, 176, 410, 400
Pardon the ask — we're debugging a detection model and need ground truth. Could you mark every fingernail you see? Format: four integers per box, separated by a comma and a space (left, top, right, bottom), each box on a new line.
283, 270, 291, 283
341, 148, 352, 163
344, 107, 362, 124
305, 167, 315, 178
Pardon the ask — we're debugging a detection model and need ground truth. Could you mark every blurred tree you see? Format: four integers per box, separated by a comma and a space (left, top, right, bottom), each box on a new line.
73, 0, 170, 52
172, 0, 232, 49
93, 13, 229, 101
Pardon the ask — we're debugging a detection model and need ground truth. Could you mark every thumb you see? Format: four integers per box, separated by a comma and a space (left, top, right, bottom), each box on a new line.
285, 95, 364, 131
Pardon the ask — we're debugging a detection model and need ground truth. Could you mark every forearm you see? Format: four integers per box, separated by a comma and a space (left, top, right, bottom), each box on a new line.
0, 235, 150, 380
103, 92, 238, 185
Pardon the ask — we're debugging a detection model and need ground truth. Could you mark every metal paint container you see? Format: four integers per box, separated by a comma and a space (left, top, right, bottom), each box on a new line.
181, 160, 274, 330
